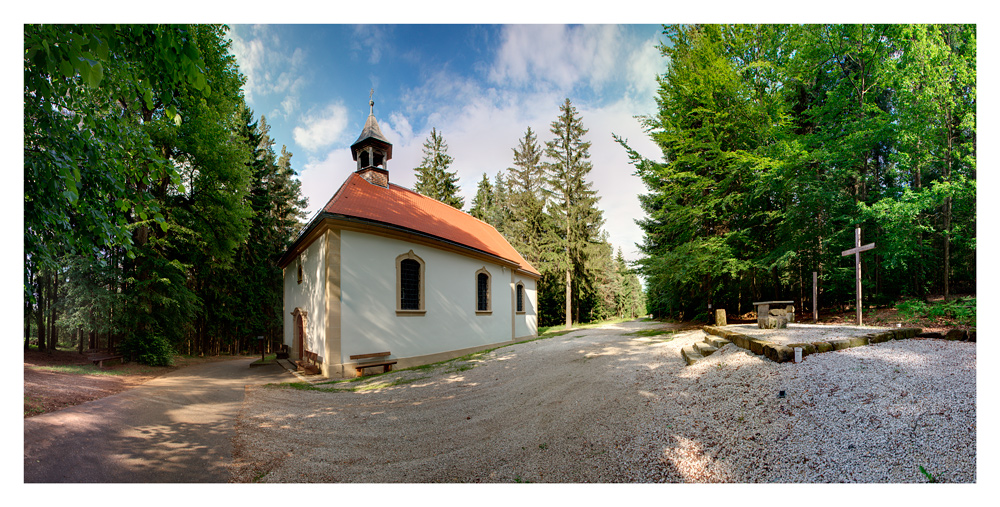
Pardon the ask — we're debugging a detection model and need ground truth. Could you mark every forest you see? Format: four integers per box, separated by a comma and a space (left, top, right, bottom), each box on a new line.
25, 25, 307, 363
619, 24, 976, 321
23, 24, 975, 364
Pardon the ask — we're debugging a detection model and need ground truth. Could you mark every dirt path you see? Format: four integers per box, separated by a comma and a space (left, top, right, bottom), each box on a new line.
231, 320, 686, 482
23, 358, 291, 483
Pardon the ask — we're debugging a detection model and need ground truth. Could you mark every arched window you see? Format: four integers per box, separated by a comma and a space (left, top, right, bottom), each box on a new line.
516, 282, 525, 313
401, 260, 420, 309
475, 267, 491, 314
396, 251, 425, 314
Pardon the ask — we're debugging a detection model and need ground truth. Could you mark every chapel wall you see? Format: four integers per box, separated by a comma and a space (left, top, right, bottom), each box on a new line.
338, 230, 517, 363
282, 231, 327, 357
514, 277, 538, 339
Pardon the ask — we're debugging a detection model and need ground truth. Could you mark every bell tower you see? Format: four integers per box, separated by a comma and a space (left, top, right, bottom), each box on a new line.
350, 91, 392, 187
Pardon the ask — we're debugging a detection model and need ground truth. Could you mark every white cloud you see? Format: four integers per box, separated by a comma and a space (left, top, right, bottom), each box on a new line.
227, 26, 308, 119
351, 25, 393, 64
489, 25, 625, 93
627, 33, 666, 112
297, 147, 357, 219
293, 102, 350, 152
384, 112, 414, 146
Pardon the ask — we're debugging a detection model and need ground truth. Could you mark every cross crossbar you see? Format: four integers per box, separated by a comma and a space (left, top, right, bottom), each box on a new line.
841, 243, 875, 256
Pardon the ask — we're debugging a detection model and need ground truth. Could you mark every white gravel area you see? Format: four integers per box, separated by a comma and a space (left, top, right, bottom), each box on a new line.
723, 323, 891, 345
230, 321, 976, 483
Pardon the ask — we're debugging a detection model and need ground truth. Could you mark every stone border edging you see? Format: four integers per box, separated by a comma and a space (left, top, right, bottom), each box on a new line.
701, 325, 927, 363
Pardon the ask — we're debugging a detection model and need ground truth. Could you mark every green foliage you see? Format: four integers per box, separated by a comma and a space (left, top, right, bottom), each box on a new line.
470, 173, 496, 223
121, 332, 174, 367
895, 299, 930, 320
413, 128, 464, 209
919, 465, 937, 483
896, 297, 976, 326
24, 24, 213, 303
25, 25, 306, 363
623, 24, 976, 318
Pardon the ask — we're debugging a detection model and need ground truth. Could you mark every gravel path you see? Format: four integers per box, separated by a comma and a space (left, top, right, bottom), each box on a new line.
230, 321, 976, 483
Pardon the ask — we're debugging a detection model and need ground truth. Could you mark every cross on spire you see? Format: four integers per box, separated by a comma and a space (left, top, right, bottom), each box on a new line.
369, 88, 374, 114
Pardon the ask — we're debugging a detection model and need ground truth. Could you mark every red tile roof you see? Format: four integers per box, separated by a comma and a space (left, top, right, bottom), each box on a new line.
319, 173, 540, 277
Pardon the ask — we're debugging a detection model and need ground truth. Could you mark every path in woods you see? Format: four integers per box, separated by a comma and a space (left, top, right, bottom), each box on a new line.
23, 358, 290, 483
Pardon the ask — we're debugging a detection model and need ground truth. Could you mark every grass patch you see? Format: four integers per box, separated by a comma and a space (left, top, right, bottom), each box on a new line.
30, 364, 134, 376
24, 396, 45, 416
249, 353, 277, 366
538, 317, 635, 336
626, 328, 677, 338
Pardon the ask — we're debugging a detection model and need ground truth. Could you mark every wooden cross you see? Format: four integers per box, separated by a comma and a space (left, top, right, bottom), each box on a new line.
841, 227, 875, 326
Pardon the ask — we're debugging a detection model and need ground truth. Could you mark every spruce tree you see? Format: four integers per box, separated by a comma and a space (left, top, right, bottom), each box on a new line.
413, 128, 464, 209
508, 127, 545, 198
470, 173, 495, 222
544, 98, 604, 329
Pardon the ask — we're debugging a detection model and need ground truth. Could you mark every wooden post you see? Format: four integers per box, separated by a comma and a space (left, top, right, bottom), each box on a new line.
812, 271, 818, 323
841, 227, 875, 326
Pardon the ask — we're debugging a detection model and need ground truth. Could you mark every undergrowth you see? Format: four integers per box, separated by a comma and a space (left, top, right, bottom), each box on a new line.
896, 297, 976, 327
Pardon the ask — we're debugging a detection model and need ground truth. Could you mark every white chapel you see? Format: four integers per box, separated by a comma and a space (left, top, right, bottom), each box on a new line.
278, 100, 540, 378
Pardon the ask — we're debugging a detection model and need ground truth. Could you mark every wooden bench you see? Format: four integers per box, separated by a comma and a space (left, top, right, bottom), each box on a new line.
89, 354, 123, 368
296, 350, 321, 375
349, 351, 397, 378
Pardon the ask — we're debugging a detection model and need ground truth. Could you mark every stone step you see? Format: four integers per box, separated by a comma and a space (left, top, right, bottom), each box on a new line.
682, 337, 732, 366
681, 345, 702, 365
694, 342, 718, 356
706, 336, 730, 349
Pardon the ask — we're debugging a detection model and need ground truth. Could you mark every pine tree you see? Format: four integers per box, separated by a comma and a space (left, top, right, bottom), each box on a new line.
508, 127, 545, 198
505, 128, 558, 276
470, 173, 495, 222
544, 98, 604, 329
413, 128, 464, 209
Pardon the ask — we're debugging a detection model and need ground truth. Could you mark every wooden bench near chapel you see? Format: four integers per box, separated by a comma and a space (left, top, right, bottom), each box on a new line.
296, 350, 321, 375
350, 351, 397, 378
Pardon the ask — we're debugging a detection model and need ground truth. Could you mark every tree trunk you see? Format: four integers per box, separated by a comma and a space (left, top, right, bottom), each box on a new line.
943, 108, 954, 302
36, 273, 46, 351
24, 290, 32, 350
47, 274, 57, 351
564, 267, 572, 330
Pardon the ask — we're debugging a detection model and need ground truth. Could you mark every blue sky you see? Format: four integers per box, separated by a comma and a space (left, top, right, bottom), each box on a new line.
226, 24, 667, 262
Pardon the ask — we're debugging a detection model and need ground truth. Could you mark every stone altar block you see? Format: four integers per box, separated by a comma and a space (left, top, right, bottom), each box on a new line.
753, 300, 795, 329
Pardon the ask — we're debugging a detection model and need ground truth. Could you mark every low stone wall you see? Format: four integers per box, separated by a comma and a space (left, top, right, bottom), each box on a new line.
702, 325, 926, 363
